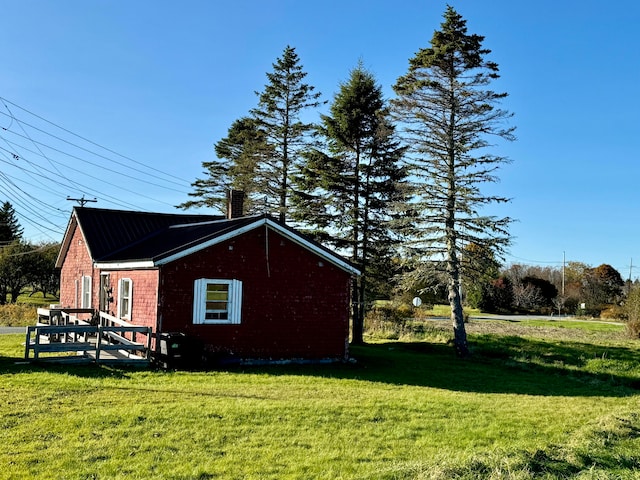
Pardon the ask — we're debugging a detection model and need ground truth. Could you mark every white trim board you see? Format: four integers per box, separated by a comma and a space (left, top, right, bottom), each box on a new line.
94, 261, 156, 270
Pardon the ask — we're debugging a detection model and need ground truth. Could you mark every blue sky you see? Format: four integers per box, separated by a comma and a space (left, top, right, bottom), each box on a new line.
1, 0, 639, 278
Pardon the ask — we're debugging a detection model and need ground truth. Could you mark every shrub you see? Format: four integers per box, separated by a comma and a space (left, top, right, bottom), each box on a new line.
624, 285, 640, 338
364, 304, 410, 339
0, 303, 38, 327
363, 303, 455, 343
626, 320, 640, 339
600, 304, 627, 320
478, 276, 513, 313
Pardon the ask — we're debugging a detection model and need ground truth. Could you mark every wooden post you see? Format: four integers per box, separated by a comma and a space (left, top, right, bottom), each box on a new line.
24, 327, 32, 359
34, 327, 40, 360
95, 326, 102, 362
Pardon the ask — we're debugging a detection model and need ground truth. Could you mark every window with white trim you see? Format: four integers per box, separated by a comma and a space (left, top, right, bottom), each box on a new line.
81, 275, 92, 308
118, 278, 133, 320
193, 279, 242, 324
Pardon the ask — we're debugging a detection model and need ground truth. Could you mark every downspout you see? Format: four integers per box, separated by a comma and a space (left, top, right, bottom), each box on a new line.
155, 265, 163, 354
265, 223, 271, 278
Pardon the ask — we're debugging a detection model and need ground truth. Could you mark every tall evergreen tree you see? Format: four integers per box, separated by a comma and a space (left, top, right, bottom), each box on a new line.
179, 117, 269, 214
295, 64, 408, 344
0, 201, 23, 246
391, 6, 515, 356
251, 46, 322, 223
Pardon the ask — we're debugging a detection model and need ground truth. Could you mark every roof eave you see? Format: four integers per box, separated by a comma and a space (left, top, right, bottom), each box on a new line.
94, 260, 156, 270
154, 216, 361, 276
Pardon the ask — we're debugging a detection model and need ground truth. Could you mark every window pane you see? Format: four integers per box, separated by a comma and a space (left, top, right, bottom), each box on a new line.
206, 284, 228, 300
204, 283, 229, 321
207, 284, 228, 292
206, 301, 227, 310
206, 292, 228, 302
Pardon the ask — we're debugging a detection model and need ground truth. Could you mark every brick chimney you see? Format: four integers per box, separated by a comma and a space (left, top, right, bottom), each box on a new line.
226, 190, 245, 219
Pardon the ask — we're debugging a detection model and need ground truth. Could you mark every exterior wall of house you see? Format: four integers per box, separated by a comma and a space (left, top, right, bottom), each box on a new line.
158, 227, 352, 360
59, 225, 95, 309
101, 269, 159, 330
58, 224, 160, 330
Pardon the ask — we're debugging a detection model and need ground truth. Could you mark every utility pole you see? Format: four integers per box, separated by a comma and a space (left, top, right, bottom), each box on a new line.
562, 251, 565, 297
66, 196, 97, 207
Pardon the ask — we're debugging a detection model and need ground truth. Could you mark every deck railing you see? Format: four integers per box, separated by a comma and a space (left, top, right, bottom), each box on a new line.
25, 308, 152, 365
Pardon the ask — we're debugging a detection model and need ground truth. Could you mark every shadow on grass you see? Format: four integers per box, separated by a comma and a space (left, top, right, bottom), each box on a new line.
239, 336, 640, 398
1, 333, 639, 398
0, 358, 136, 379
0, 334, 136, 379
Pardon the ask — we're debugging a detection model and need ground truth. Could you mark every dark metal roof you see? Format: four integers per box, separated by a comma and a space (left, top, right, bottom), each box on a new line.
57, 206, 360, 275
99, 215, 264, 262
73, 207, 224, 261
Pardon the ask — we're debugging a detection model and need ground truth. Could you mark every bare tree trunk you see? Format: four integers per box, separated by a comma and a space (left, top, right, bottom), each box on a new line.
280, 139, 288, 224
446, 217, 469, 355
446, 101, 469, 357
351, 279, 364, 345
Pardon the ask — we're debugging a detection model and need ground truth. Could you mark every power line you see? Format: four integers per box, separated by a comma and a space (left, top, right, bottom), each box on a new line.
0, 125, 181, 210
1, 99, 68, 180
0, 173, 65, 224
0, 96, 206, 241
0, 96, 192, 186
0, 146, 71, 201
1, 243, 61, 257
0, 145, 145, 211
504, 253, 563, 265
0, 128, 190, 194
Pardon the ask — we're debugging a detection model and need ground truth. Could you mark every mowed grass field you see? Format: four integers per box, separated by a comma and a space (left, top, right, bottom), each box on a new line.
1, 319, 640, 479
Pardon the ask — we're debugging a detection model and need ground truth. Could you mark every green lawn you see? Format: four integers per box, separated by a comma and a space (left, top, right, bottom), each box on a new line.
1, 323, 640, 479
518, 318, 625, 332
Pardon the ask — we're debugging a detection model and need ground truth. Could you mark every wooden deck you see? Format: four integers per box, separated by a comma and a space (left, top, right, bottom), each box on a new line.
25, 309, 152, 365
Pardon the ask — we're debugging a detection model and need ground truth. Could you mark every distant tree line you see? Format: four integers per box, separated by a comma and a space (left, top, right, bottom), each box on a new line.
462, 256, 626, 318
0, 201, 59, 304
391, 242, 628, 319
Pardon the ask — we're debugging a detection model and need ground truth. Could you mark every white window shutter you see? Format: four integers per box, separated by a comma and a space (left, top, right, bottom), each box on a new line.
231, 279, 242, 324
193, 279, 204, 324
81, 275, 92, 308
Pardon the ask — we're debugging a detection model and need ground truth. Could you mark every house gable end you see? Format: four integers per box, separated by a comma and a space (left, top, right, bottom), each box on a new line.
58, 208, 360, 277
154, 217, 360, 276
55, 213, 95, 268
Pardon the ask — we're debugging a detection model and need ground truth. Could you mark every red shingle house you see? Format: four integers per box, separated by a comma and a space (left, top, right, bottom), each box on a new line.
55, 205, 359, 363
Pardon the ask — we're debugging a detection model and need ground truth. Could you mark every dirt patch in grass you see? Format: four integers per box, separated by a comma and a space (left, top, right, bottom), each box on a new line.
425, 318, 627, 342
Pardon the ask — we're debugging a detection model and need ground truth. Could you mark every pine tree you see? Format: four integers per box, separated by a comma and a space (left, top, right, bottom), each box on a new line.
0, 201, 23, 245
295, 64, 408, 344
391, 6, 515, 356
179, 117, 269, 214
251, 46, 322, 223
